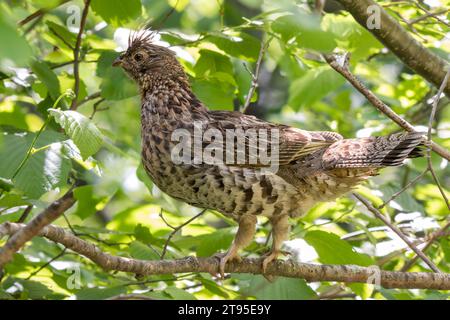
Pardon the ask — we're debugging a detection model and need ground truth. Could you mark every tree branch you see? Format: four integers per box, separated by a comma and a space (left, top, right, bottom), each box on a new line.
70, 0, 91, 110
323, 53, 450, 162
241, 37, 272, 114
334, 0, 450, 96
0, 189, 77, 269
1, 222, 449, 290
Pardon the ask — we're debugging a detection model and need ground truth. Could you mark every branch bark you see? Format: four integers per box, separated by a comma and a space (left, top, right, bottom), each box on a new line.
1, 222, 449, 290
334, 0, 450, 96
0, 189, 76, 269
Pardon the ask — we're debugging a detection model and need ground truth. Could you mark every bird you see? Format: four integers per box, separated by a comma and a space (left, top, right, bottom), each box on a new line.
112, 31, 424, 277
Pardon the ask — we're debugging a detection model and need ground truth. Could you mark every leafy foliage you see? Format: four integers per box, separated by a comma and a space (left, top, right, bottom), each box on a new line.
0, 0, 449, 300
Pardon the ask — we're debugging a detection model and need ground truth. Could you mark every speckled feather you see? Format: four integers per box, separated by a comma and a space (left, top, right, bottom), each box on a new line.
113, 32, 424, 270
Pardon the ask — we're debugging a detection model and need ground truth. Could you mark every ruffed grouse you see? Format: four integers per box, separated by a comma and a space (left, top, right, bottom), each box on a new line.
113, 32, 424, 276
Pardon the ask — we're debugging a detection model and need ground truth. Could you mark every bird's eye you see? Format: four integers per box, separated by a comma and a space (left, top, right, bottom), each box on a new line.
134, 53, 143, 62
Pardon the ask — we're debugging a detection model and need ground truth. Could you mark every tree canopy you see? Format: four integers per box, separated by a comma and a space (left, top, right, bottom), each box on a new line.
0, 0, 449, 300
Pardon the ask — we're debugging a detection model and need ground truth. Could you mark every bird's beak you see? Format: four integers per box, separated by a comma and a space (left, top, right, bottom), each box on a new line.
112, 56, 122, 67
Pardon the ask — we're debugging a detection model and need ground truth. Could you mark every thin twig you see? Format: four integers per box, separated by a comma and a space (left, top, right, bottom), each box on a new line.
18, 9, 45, 26
408, 9, 449, 26
353, 193, 441, 273
16, 205, 33, 223
324, 52, 450, 162
394, 68, 450, 270
89, 98, 107, 119
18, 0, 70, 26
25, 248, 67, 280
10, 118, 50, 180
48, 26, 75, 50
425, 68, 450, 210
153, 0, 179, 31
378, 170, 428, 209
160, 209, 207, 259
241, 36, 272, 114
70, 0, 91, 110
75, 91, 101, 109
401, 220, 450, 272
413, 2, 450, 27
62, 213, 127, 247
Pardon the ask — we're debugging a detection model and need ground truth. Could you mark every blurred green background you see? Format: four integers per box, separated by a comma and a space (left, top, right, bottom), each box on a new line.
0, 0, 449, 300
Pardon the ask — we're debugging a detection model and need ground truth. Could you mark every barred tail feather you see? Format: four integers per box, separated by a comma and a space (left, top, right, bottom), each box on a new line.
322, 132, 425, 169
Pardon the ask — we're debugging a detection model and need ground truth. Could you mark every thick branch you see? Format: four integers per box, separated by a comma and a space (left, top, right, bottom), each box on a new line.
1, 222, 449, 290
335, 0, 450, 96
0, 190, 76, 269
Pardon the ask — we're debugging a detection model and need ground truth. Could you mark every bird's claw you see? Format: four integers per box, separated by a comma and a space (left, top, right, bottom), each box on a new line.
261, 250, 290, 274
213, 251, 242, 279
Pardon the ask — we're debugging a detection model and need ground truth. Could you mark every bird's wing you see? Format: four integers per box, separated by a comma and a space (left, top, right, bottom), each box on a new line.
206, 111, 341, 167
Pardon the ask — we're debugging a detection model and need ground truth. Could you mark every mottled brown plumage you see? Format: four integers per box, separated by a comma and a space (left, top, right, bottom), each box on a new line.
113, 32, 424, 276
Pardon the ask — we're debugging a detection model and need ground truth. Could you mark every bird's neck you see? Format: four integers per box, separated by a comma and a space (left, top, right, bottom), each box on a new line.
139, 74, 208, 126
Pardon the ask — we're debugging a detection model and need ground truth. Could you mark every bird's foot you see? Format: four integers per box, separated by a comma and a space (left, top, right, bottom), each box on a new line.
213, 251, 242, 279
261, 250, 290, 274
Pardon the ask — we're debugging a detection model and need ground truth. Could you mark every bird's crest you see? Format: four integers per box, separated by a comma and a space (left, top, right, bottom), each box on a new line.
128, 24, 157, 50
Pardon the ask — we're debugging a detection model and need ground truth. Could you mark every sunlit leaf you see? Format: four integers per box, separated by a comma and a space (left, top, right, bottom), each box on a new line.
91, 0, 142, 26
49, 109, 104, 160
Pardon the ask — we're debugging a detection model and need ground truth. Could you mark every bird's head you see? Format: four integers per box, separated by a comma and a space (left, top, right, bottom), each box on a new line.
112, 30, 186, 87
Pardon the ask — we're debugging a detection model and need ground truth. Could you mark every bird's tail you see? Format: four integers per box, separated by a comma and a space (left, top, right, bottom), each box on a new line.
322, 131, 425, 169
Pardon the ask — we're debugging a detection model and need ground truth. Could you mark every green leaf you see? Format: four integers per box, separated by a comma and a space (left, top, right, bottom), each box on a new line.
271, 14, 336, 52
239, 275, 317, 300
136, 163, 153, 192
0, 13, 32, 68
31, 60, 61, 100
129, 240, 160, 260
195, 228, 235, 257
194, 49, 234, 77
322, 15, 382, 60
288, 66, 344, 110
91, 0, 142, 26
304, 230, 374, 266
440, 238, 450, 263
164, 287, 197, 300
192, 78, 235, 110
16, 279, 55, 299
75, 286, 126, 300
134, 224, 156, 244
97, 51, 138, 100
207, 32, 261, 61
0, 193, 29, 208
0, 131, 71, 198
73, 185, 108, 220
49, 109, 103, 160
45, 21, 77, 50
199, 277, 230, 298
